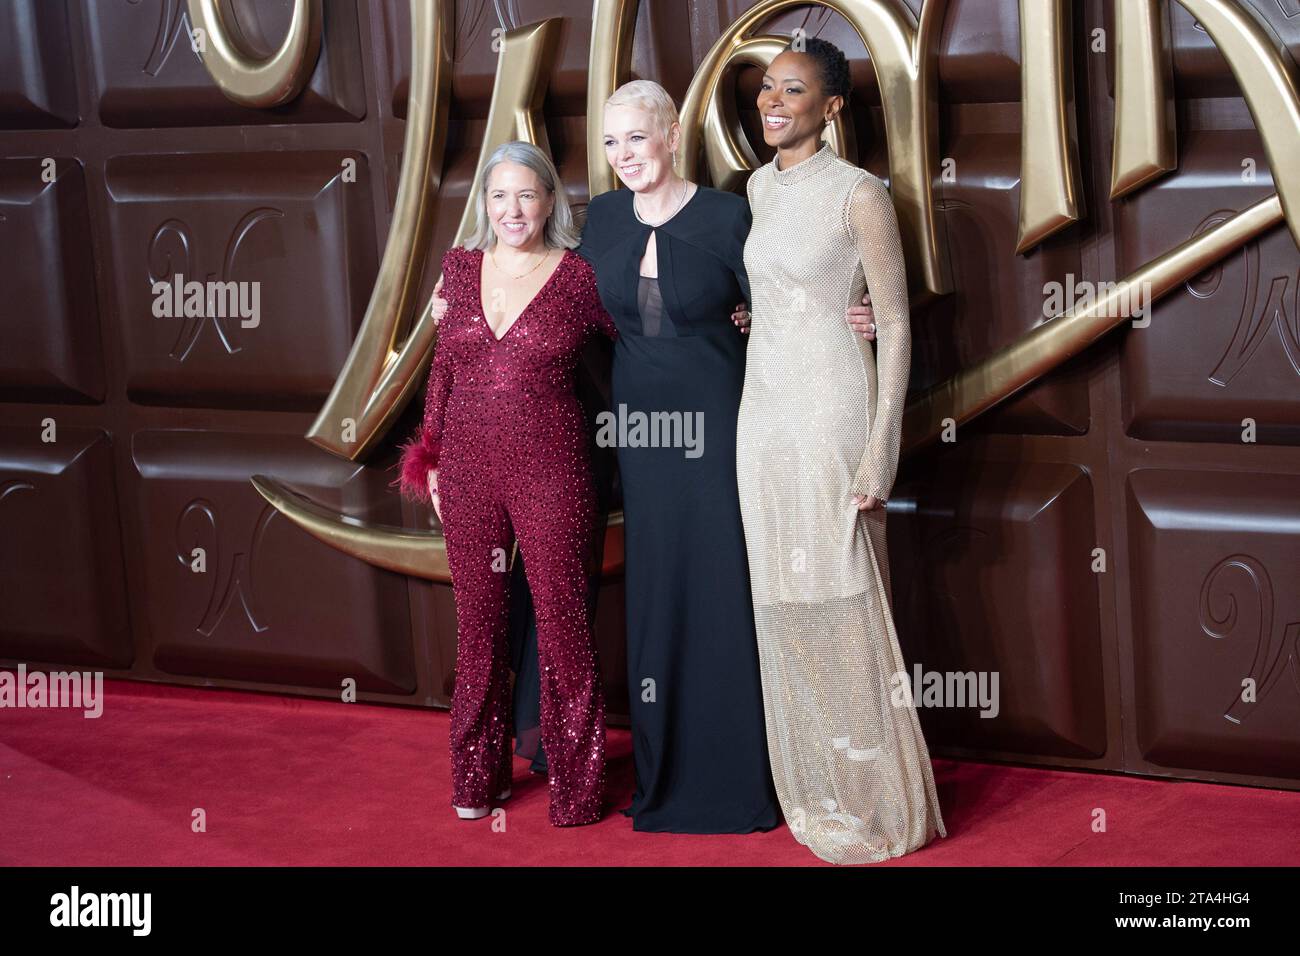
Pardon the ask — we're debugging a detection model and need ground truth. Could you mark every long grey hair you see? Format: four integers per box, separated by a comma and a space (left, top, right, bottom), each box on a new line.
464, 140, 581, 250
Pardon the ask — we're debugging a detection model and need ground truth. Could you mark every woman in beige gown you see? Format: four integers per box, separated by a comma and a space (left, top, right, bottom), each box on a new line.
735, 38, 946, 864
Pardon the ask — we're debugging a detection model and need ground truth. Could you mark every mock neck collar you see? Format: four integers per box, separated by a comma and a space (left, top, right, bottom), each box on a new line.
772, 142, 835, 184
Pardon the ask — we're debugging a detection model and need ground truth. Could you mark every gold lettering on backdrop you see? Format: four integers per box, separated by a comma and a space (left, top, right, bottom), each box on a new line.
455, 19, 564, 239
587, 0, 641, 197
304, 0, 453, 461
905, 0, 1300, 453
249, 473, 455, 579
252, 0, 455, 580
185, 0, 322, 108
220, 0, 1300, 580
1015, 0, 1083, 253
1110, 0, 1176, 199
252, 11, 568, 581
1177, 0, 1300, 250
904, 194, 1286, 453
679, 0, 952, 297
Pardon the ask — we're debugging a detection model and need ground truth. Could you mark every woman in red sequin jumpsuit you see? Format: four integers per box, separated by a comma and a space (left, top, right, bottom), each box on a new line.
395, 144, 617, 826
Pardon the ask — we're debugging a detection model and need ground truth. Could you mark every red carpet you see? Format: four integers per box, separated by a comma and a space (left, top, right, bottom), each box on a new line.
2, 679, 1297, 866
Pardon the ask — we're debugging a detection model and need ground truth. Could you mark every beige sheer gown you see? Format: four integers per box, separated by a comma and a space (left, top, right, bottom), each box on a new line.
736, 143, 946, 864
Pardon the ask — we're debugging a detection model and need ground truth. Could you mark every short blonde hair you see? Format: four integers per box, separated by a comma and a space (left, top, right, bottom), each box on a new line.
604, 79, 679, 146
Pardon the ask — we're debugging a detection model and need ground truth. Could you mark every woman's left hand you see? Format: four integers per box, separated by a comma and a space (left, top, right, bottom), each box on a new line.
731, 302, 751, 334
847, 292, 876, 340
852, 494, 884, 511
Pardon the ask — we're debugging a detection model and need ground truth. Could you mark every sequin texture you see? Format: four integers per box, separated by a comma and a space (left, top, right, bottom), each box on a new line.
736, 143, 947, 863
397, 246, 618, 825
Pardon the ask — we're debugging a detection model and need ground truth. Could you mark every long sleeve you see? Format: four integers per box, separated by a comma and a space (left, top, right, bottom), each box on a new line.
845, 174, 912, 503
394, 251, 458, 504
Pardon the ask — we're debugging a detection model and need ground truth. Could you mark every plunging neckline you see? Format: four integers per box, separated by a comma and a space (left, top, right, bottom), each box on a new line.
477, 247, 570, 343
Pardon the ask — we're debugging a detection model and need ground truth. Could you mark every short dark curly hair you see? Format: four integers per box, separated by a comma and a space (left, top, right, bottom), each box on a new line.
783, 36, 851, 100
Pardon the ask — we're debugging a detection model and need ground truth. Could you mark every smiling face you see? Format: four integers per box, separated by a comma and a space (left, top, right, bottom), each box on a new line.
603, 104, 678, 192
484, 160, 553, 250
758, 50, 843, 151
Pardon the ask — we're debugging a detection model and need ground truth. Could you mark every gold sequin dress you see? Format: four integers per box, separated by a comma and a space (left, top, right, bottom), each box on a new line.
736, 143, 946, 864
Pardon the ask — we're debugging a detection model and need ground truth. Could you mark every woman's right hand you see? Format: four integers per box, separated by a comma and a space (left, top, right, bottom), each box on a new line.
427, 469, 441, 523
428, 275, 448, 326
730, 302, 751, 334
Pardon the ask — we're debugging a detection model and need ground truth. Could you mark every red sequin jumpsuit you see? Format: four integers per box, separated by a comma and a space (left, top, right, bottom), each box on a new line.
395, 246, 617, 825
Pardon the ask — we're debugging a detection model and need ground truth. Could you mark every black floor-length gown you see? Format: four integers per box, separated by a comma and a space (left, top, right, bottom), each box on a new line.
566, 183, 780, 833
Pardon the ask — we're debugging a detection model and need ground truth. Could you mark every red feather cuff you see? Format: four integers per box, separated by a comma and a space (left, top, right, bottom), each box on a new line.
392, 430, 440, 504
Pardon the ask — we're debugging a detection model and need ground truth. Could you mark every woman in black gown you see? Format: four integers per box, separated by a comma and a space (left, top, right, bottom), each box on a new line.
576, 80, 779, 833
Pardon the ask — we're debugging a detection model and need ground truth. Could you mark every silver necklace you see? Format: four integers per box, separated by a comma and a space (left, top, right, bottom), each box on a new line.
633, 179, 690, 226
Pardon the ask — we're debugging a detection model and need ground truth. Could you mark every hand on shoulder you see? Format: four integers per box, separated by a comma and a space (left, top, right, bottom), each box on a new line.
430, 246, 467, 326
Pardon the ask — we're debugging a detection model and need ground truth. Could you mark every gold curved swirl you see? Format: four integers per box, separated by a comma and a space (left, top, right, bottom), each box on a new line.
679, 0, 952, 297
903, 195, 1287, 451
185, 0, 322, 108
453, 19, 564, 240
252, 475, 626, 583
304, 0, 453, 461
251, 475, 449, 579
254, 0, 1300, 587
255, 9, 604, 582
698, 34, 856, 195
909, 0, 1300, 445
1177, 0, 1300, 251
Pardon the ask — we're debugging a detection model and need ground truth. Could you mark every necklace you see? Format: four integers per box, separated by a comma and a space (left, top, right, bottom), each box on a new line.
490, 245, 550, 279
633, 179, 691, 226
